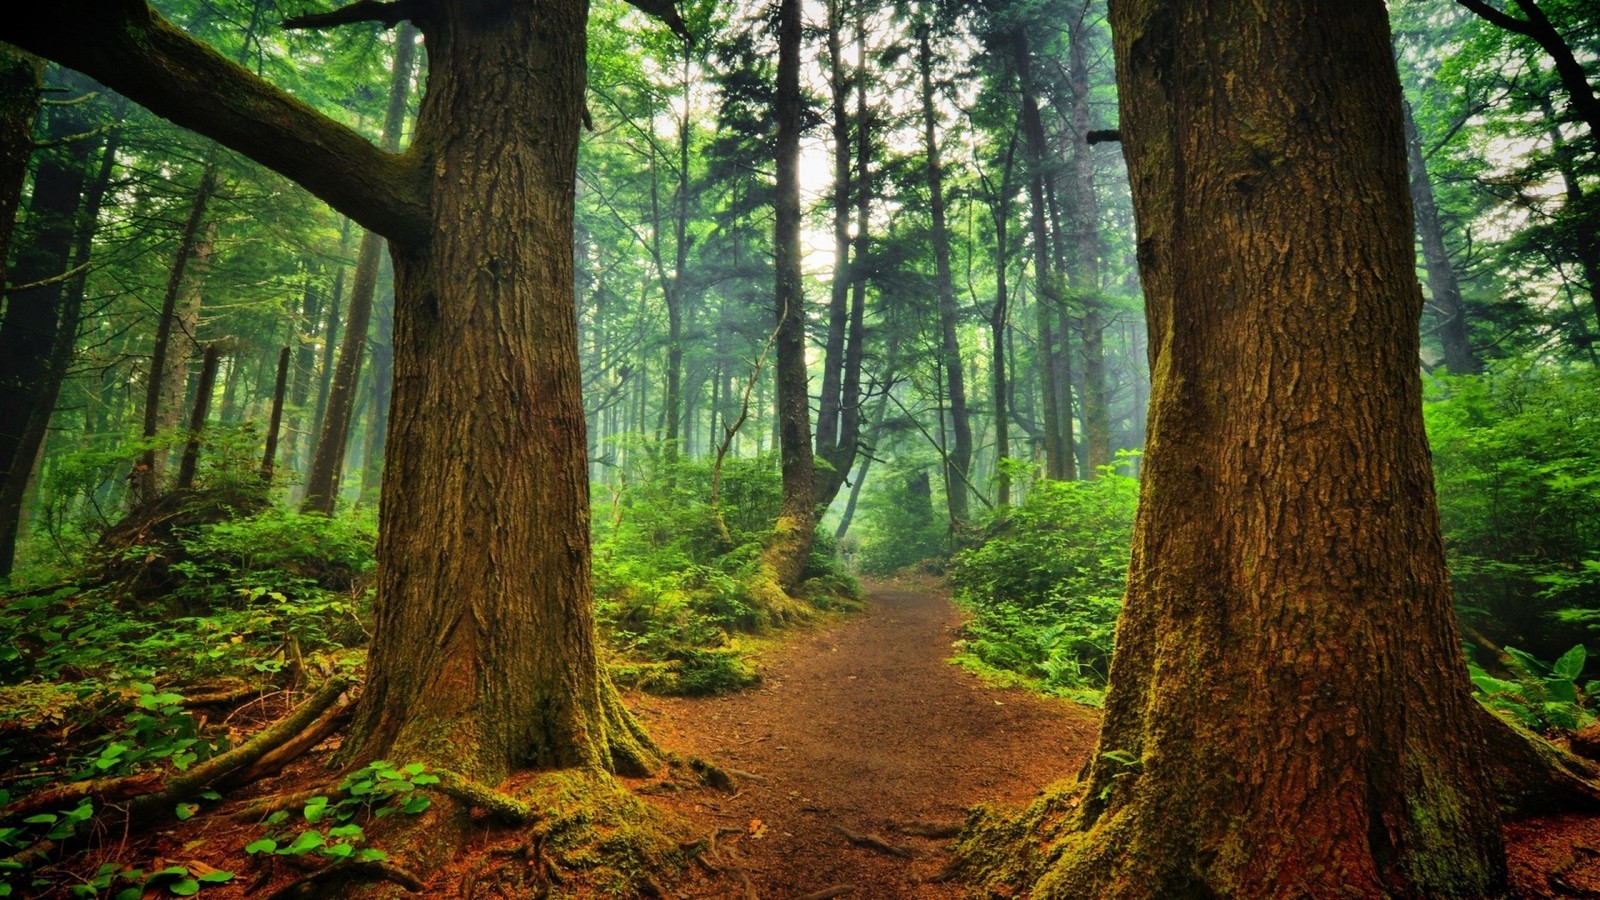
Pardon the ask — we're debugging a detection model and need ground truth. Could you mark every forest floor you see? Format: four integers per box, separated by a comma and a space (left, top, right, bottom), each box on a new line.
629, 576, 1600, 899
629, 575, 1100, 898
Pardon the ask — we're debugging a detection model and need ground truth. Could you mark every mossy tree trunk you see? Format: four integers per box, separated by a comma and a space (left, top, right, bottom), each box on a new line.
763, 0, 817, 592
1051, 1, 1508, 896
2, 0, 670, 789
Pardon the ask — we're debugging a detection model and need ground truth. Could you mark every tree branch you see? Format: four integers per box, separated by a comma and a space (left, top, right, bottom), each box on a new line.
1455, 0, 1534, 37
0, 2, 430, 248
282, 0, 417, 31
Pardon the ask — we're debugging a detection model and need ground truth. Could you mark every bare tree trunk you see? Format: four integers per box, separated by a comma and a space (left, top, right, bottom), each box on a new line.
174, 344, 220, 490
0, 75, 106, 575
920, 17, 972, 523
1403, 98, 1480, 374
1067, 3, 1111, 474
133, 150, 217, 503
302, 24, 415, 514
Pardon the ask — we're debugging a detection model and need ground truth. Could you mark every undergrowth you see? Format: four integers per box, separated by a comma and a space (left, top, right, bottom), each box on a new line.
946, 460, 1139, 706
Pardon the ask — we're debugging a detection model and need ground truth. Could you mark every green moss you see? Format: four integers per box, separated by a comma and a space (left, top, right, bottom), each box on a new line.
490, 770, 691, 898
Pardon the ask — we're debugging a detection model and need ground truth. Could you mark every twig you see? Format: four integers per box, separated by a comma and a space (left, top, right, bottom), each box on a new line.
799, 887, 854, 900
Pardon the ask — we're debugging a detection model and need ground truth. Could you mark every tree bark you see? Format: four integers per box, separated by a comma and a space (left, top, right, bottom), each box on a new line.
1402, 98, 1480, 374
133, 152, 217, 503
1042, 1, 1507, 895
1015, 32, 1074, 482
1066, 5, 1111, 474
920, 19, 972, 523
0, 73, 101, 575
337, 0, 655, 783
760, 0, 817, 592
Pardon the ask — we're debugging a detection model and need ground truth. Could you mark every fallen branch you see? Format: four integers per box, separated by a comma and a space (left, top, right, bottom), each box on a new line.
833, 825, 911, 858
230, 786, 349, 823
0, 772, 162, 823
798, 886, 854, 899
181, 683, 259, 708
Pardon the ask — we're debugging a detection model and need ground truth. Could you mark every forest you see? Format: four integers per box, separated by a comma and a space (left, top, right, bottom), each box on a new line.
0, 0, 1598, 896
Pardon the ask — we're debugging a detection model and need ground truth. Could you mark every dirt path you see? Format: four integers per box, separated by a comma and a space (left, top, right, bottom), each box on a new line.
630, 578, 1100, 899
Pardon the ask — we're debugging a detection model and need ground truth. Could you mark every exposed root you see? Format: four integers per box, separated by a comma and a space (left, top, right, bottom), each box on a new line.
230, 786, 349, 823
223, 696, 352, 787
1479, 704, 1600, 815
798, 886, 855, 899
898, 820, 964, 839
265, 858, 425, 898
432, 769, 539, 823
833, 825, 912, 858
601, 675, 662, 776
3, 676, 348, 830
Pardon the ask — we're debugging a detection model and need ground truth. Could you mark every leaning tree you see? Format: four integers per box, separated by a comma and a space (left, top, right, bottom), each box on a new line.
1, 0, 684, 791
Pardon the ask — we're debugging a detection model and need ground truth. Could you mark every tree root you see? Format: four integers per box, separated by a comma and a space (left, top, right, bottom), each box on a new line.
265, 857, 425, 898
798, 886, 855, 899
432, 770, 539, 823
3, 677, 349, 827
221, 697, 352, 788
833, 825, 912, 858
898, 820, 964, 839
1479, 704, 1600, 816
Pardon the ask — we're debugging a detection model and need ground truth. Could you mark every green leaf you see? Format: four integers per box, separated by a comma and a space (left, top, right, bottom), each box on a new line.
22, 814, 56, 825
175, 803, 199, 821
1554, 645, 1587, 681
244, 839, 277, 855
278, 830, 325, 856
400, 794, 431, 815
327, 824, 363, 840
114, 890, 141, 900
1544, 677, 1578, 704
303, 796, 329, 824
322, 842, 353, 860
354, 848, 389, 862
196, 871, 233, 884
168, 877, 200, 896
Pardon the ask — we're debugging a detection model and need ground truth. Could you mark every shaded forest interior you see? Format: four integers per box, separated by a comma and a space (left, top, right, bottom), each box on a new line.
2, 0, 1600, 897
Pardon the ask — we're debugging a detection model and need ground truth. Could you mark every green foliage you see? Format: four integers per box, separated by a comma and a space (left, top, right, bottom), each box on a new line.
246, 761, 432, 865
852, 459, 947, 575
1468, 644, 1595, 733
1426, 368, 1600, 660
948, 465, 1139, 703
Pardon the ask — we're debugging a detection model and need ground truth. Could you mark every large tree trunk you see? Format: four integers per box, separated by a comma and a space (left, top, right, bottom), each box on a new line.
1031, 2, 1507, 895
815, 0, 852, 501
760, 0, 817, 592
340, 0, 654, 783
1402, 98, 1480, 375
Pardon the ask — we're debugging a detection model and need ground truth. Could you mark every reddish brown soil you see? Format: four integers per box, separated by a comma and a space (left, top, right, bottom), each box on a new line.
632, 577, 1101, 898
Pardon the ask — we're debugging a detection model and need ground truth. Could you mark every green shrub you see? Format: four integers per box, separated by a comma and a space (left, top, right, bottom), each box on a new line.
1426, 366, 1600, 663
948, 463, 1139, 703
853, 460, 947, 575
1469, 644, 1595, 733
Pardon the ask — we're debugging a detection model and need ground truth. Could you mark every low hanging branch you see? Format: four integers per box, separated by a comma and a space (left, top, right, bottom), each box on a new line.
281, 0, 418, 31
885, 392, 994, 511
3, 261, 90, 295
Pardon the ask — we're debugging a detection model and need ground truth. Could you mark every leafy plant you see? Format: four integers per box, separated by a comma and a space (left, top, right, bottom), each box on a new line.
1469, 643, 1595, 733
948, 463, 1139, 702
245, 761, 436, 865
